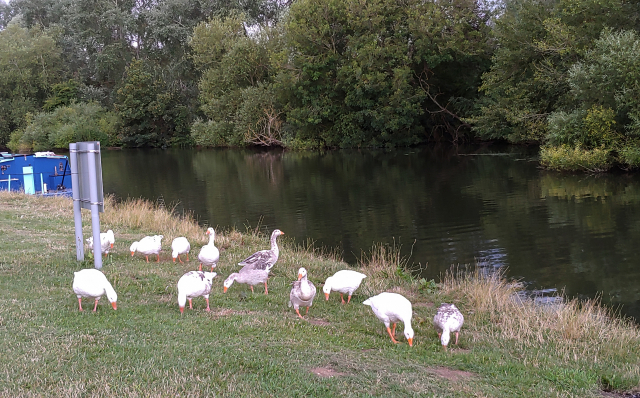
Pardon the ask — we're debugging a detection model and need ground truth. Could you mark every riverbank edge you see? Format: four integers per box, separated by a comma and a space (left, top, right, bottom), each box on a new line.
0, 190, 639, 397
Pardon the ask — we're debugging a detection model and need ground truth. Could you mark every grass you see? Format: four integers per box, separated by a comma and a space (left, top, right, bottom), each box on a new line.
1, 191, 639, 397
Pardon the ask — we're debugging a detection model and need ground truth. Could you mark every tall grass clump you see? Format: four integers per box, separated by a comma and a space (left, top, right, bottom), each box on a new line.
97, 196, 215, 245
440, 267, 640, 391
357, 242, 421, 296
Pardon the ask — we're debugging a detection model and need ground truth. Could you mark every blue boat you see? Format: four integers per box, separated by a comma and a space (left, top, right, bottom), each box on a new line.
0, 151, 72, 196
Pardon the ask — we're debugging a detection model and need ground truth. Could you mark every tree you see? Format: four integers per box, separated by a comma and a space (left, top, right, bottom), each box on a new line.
0, 19, 63, 148
115, 58, 189, 147
190, 13, 281, 147
470, 0, 640, 144
542, 29, 640, 170
281, 0, 493, 148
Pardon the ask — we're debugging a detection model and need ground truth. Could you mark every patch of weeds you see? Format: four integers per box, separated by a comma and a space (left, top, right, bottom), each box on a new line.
419, 278, 438, 294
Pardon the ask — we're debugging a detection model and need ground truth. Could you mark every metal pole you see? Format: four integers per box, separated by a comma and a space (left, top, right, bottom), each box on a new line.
86, 142, 102, 270
40, 173, 44, 194
69, 144, 84, 261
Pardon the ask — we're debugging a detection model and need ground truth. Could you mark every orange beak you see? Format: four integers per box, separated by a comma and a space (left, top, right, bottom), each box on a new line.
110, 243, 114, 248
179, 306, 184, 314
298, 273, 303, 280
173, 258, 176, 262
324, 293, 329, 300
223, 286, 228, 293
130, 251, 135, 256
111, 302, 117, 310
408, 338, 413, 347
281, 231, 285, 235
206, 230, 210, 235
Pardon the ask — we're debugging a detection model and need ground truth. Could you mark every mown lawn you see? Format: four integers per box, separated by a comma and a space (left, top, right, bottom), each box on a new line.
0, 191, 638, 397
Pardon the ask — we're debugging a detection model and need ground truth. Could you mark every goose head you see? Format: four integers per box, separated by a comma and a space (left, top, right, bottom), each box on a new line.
322, 277, 333, 300
129, 241, 138, 256
223, 273, 238, 293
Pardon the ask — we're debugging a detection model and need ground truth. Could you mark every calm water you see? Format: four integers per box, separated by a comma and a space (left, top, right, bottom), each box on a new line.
101, 145, 640, 321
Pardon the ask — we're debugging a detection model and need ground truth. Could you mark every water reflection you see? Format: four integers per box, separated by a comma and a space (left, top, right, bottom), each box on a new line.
102, 145, 640, 322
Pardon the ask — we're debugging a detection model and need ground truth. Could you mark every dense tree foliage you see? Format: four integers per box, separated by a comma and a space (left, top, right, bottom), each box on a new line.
115, 59, 190, 147
471, 0, 640, 170
0, 0, 279, 150
190, 13, 283, 147
3, 0, 640, 170
281, 0, 492, 147
190, 0, 493, 148
0, 20, 63, 148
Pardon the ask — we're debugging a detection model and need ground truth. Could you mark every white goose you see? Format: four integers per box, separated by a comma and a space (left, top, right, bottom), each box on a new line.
72, 268, 118, 311
288, 267, 316, 319
177, 271, 217, 314
433, 303, 464, 351
223, 267, 270, 294
86, 229, 115, 257
171, 237, 191, 263
363, 292, 414, 347
238, 229, 284, 272
322, 270, 367, 304
129, 235, 163, 263
198, 228, 219, 271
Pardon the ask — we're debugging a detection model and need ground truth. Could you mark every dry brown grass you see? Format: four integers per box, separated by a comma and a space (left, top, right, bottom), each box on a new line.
440, 268, 640, 365
356, 242, 422, 298
0, 190, 73, 216
99, 196, 206, 244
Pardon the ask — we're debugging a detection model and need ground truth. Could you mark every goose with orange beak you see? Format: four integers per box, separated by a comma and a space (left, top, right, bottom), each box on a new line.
171, 237, 191, 263
433, 303, 464, 351
223, 268, 269, 294
322, 270, 367, 304
86, 229, 115, 257
198, 228, 219, 271
72, 269, 118, 311
177, 271, 217, 314
237, 229, 284, 272
363, 292, 414, 347
130, 235, 163, 262
288, 267, 316, 319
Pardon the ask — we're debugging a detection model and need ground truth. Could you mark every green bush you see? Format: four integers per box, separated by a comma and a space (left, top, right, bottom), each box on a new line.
540, 144, 612, 172
190, 119, 240, 147
8, 102, 121, 151
618, 145, 640, 168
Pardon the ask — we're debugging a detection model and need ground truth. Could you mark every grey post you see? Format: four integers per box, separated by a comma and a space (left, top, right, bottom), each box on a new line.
70, 141, 105, 269
86, 141, 103, 269
69, 143, 84, 261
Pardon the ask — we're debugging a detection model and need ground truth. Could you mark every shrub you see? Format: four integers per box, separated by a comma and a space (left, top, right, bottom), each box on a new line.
618, 144, 640, 168
540, 144, 612, 172
8, 102, 121, 151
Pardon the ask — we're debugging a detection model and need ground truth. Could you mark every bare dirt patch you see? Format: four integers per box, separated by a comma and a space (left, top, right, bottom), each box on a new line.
310, 366, 346, 378
429, 367, 476, 382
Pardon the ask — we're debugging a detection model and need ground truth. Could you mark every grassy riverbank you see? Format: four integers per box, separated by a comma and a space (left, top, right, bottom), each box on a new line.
1, 191, 639, 397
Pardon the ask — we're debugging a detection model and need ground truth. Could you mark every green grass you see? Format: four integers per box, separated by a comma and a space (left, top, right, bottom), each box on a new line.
0, 191, 639, 397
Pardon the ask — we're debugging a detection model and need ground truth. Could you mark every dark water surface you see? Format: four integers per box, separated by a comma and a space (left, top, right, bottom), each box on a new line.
102, 145, 640, 321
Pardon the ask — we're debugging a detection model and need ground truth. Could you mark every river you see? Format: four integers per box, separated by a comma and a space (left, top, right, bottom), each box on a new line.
100, 144, 640, 322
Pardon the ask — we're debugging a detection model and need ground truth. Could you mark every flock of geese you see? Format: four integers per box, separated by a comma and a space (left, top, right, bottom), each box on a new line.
75, 228, 465, 349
